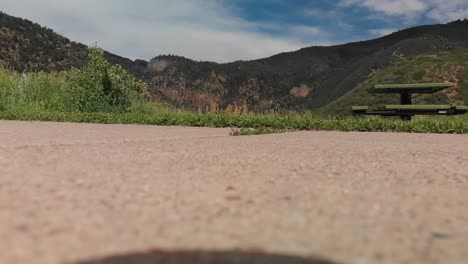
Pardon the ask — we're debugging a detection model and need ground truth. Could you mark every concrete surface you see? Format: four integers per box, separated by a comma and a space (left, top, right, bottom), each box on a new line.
0, 120, 467, 264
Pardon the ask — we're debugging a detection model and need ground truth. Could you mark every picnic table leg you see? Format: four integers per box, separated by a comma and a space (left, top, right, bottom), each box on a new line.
400, 91, 412, 105
400, 91, 413, 121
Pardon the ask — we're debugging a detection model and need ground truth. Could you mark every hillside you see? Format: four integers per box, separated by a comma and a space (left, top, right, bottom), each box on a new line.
320, 49, 468, 115
1, 11, 468, 113
0, 12, 88, 72
145, 20, 468, 112
0, 12, 146, 77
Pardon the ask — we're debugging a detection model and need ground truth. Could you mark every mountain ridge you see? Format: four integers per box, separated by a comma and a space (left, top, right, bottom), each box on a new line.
144, 20, 468, 111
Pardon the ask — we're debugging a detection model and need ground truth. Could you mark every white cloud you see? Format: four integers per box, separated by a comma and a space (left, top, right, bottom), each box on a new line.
3, 0, 465, 62
0, 0, 312, 62
369, 28, 397, 37
426, 0, 468, 22
302, 8, 323, 17
340, 0, 468, 22
340, 0, 428, 16
337, 21, 354, 30
289, 26, 323, 38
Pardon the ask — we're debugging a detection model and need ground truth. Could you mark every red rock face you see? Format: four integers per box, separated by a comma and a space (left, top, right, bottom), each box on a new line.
290, 84, 312, 98
159, 88, 221, 112
148, 59, 168, 73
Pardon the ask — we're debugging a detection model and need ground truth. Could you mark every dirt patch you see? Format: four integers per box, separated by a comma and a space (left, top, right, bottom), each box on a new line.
424, 65, 465, 104
149, 59, 168, 73
159, 88, 221, 111
290, 84, 312, 98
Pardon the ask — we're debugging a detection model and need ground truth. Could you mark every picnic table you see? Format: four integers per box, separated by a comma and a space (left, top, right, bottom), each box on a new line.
352, 83, 468, 120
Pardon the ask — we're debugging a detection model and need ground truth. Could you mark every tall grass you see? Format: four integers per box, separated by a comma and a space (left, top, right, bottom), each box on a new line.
0, 69, 71, 112
0, 47, 145, 114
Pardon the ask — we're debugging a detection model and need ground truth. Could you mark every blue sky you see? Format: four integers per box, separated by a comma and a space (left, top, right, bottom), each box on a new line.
1, 0, 468, 62
234, 0, 465, 42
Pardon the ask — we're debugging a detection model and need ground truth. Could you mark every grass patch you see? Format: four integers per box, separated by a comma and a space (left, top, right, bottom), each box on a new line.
230, 127, 291, 136
0, 108, 466, 134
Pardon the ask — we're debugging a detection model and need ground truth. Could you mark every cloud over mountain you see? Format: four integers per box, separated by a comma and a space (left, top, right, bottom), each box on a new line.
341, 0, 468, 22
0, 0, 306, 62
1, 0, 466, 62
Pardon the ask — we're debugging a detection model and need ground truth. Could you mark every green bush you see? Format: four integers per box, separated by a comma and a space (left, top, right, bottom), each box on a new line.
69, 47, 147, 112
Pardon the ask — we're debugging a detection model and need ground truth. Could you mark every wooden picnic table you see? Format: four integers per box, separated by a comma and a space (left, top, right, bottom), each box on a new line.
352, 83, 468, 120
370, 83, 454, 105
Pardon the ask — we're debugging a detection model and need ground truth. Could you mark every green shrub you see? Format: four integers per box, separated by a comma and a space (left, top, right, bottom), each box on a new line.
69, 47, 147, 112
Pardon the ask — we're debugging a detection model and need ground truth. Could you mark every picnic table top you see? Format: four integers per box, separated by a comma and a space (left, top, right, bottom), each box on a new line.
370, 83, 454, 94
384, 105, 452, 110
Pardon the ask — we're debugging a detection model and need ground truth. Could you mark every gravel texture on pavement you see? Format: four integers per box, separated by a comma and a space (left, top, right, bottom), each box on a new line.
0, 121, 467, 264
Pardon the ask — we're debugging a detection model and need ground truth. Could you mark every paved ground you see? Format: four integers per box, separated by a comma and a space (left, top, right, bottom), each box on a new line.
1, 121, 467, 264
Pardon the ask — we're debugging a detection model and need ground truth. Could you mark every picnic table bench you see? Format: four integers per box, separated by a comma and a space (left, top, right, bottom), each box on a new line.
352, 83, 468, 120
